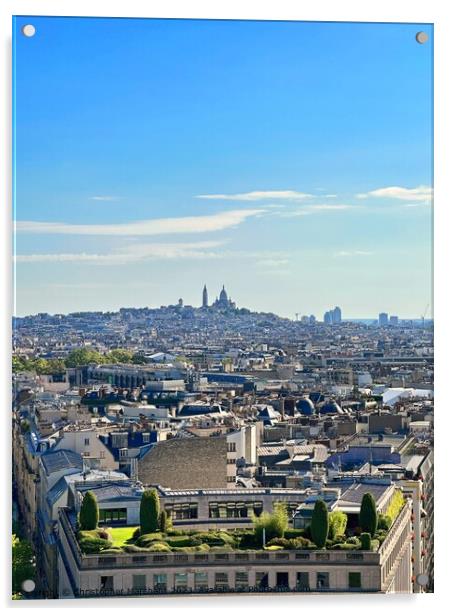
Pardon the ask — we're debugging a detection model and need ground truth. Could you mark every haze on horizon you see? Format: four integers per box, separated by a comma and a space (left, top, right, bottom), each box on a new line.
13, 17, 433, 319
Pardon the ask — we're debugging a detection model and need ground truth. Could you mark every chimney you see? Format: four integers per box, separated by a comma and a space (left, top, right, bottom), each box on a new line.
280, 397, 285, 419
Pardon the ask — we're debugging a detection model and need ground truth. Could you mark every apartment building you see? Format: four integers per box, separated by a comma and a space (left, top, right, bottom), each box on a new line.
56, 501, 413, 598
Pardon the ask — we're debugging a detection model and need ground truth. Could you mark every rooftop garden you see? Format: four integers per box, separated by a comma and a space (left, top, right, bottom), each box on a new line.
76, 487, 406, 556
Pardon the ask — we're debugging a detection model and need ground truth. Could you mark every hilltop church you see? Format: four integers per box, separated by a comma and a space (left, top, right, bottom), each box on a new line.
202, 284, 236, 311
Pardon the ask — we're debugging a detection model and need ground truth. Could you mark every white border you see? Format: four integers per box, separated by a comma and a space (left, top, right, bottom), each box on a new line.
1, 1, 451, 614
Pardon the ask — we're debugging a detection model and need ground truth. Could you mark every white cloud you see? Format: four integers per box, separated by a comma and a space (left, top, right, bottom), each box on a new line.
196, 190, 313, 202
15, 209, 263, 237
278, 204, 358, 218
356, 185, 432, 202
334, 250, 374, 257
307, 204, 357, 211
14, 241, 225, 265
89, 196, 121, 201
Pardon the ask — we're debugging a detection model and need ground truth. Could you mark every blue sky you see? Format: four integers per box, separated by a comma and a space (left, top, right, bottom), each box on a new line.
13, 17, 433, 318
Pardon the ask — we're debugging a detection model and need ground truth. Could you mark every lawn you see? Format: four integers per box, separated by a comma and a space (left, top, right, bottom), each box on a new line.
108, 526, 138, 547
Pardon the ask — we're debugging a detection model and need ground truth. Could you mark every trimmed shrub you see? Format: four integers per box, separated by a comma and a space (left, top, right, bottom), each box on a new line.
135, 532, 163, 547
79, 491, 99, 531
310, 499, 329, 549
238, 531, 258, 550
328, 511, 348, 541
124, 544, 155, 553
265, 545, 284, 551
159, 510, 169, 533
378, 514, 392, 530
166, 536, 201, 548
79, 536, 112, 554
360, 532, 371, 550
146, 542, 172, 553
345, 536, 361, 546
166, 529, 185, 536
359, 493, 378, 537
283, 529, 306, 540
140, 489, 160, 535
385, 490, 405, 524
209, 544, 234, 552
332, 543, 356, 550
371, 540, 380, 552
192, 531, 234, 547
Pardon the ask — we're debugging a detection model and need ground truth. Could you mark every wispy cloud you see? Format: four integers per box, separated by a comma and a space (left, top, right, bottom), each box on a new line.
334, 250, 374, 257
196, 190, 313, 202
89, 196, 121, 201
356, 185, 432, 202
278, 204, 358, 218
15, 209, 263, 237
14, 240, 225, 265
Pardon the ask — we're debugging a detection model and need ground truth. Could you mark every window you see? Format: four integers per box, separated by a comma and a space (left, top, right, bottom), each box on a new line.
132, 575, 146, 591
227, 442, 236, 452
194, 572, 208, 590
100, 576, 114, 592
276, 572, 289, 588
297, 572, 310, 590
215, 572, 229, 590
235, 571, 249, 590
316, 573, 329, 590
348, 572, 361, 589
227, 476, 236, 483
99, 508, 127, 523
255, 571, 268, 589
153, 574, 167, 591
174, 573, 188, 589
143, 433, 150, 443
167, 503, 198, 520
99, 451, 105, 459
84, 438, 90, 446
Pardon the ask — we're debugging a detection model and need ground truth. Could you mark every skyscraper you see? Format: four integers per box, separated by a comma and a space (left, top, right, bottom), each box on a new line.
379, 312, 389, 326
202, 284, 208, 308
332, 306, 342, 324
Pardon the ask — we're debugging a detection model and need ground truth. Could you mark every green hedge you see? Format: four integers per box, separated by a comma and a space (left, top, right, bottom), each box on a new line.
135, 532, 163, 547
79, 536, 112, 554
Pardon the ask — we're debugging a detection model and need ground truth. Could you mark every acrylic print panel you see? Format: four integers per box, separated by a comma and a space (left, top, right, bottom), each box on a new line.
12, 16, 433, 600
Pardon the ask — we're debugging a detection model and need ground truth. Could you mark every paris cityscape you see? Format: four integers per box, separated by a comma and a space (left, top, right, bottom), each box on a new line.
12, 284, 434, 597
12, 16, 433, 601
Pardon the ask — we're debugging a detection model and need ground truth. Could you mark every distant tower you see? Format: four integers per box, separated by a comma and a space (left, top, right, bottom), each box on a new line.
219, 285, 228, 304
202, 284, 208, 308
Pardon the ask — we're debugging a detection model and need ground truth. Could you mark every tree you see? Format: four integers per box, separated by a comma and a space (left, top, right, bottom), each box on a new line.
311, 499, 329, 549
252, 502, 288, 544
360, 532, 371, 550
328, 510, 348, 540
359, 492, 378, 537
253, 503, 289, 543
159, 509, 169, 532
106, 348, 134, 364
140, 489, 160, 535
65, 348, 106, 368
79, 491, 99, 531
12, 534, 36, 596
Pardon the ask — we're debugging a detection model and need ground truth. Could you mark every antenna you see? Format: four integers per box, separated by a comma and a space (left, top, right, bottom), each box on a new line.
295, 313, 299, 322
421, 303, 429, 328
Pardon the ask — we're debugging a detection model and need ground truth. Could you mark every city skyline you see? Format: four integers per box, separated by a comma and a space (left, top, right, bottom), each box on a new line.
14, 17, 433, 318
14, 282, 431, 323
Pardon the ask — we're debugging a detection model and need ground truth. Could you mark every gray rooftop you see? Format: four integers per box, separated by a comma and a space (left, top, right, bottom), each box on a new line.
41, 449, 83, 476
